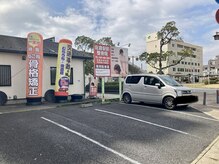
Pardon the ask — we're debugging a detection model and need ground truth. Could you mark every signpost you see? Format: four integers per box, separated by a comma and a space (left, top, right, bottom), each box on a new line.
94, 44, 111, 103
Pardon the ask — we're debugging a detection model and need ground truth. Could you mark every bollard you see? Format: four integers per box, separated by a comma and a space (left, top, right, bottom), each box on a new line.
203, 92, 206, 105
217, 90, 219, 104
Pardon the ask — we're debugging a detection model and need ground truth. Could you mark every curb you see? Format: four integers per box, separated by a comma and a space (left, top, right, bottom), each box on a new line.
191, 135, 219, 164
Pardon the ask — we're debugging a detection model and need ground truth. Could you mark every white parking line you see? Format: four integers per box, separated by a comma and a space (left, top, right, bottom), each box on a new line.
41, 117, 141, 164
120, 103, 219, 122
95, 109, 199, 138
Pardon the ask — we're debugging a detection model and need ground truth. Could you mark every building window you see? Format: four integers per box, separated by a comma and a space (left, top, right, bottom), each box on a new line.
191, 62, 194, 65
192, 48, 196, 51
185, 62, 187, 65
188, 62, 190, 65
50, 67, 56, 85
195, 63, 197, 66
0, 65, 11, 86
181, 61, 184, 64
172, 44, 175, 47
177, 44, 183, 48
198, 63, 200, 66
70, 68, 73, 84
173, 68, 176, 71
50, 67, 74, 85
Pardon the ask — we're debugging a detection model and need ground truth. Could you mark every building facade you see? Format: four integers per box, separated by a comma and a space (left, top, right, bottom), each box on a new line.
203, 56, 219, 76
146, 32, 203, 82
0, 35, 92, 102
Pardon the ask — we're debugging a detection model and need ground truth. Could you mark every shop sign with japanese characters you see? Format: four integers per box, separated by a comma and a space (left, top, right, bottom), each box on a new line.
94, 44, 111, 77
26, 32, 43, 98
55, 39, 72, 96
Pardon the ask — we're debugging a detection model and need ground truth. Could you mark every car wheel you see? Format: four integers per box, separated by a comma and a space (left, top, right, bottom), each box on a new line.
163, 96, 176, 110
123, 93, 132, 104
44, 89, 56, 103
0, 91, 7, 105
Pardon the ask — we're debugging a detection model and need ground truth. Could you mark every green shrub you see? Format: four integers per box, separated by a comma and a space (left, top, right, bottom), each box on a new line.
86, 81, 123, 93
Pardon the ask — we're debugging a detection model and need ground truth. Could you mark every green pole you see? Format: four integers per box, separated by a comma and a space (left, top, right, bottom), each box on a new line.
119, 77, 122, 101
83, 60, 86, 98
102, 77, 105, 103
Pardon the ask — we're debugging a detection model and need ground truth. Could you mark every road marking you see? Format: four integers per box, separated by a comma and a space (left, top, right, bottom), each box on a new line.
120, 103, 219, 122
41, 117, 141, 164
95, 109, 199, 138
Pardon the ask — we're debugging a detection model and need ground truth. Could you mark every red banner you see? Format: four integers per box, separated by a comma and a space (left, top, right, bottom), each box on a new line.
94, 44, 111, 77
26, 32, 43, 98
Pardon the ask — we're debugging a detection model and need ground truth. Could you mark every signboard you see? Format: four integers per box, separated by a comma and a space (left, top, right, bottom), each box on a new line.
55, 39, 72, 96
94, 44, 111, 77
111, 47, 128, 77
26, 32, 43, 98
89, 79, 98, 98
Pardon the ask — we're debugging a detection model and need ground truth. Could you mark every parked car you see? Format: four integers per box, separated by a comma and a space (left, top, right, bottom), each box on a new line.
122, 74, 198, 110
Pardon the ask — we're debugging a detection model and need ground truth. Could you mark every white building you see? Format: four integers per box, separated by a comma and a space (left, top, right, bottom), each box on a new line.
146, 32, 203, 82
0, 35, 92, 104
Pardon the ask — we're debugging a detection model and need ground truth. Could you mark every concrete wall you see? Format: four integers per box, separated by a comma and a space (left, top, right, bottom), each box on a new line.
0, 52, 85, 99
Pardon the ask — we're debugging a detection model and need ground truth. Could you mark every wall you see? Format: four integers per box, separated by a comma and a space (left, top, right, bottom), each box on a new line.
0, 52, 85, 99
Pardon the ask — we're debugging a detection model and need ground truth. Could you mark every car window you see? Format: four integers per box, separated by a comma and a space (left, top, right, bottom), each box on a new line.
144, 76, 160, 86
126, 76, 142, 84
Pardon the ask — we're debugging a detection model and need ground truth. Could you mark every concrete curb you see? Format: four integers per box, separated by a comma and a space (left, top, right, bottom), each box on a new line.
191, 135, 219, 164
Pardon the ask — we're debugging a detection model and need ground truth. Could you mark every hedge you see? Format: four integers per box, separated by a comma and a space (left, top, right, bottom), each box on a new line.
86, 81, 123, 93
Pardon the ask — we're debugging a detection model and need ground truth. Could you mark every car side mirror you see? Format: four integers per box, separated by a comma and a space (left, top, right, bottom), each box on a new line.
155, 83, 161, 89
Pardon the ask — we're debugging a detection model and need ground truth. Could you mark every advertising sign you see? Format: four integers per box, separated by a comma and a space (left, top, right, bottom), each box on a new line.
111, 47, 128, 77
94, 44, 111, 77
89, 78, 98, 98
26, 32, 43, 99
55, 39, 72, 96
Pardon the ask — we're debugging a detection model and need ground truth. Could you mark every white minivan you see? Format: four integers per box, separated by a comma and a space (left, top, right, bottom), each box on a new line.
122, 74, 198, 110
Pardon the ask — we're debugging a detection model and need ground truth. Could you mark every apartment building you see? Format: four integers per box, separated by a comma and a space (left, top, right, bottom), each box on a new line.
203, 56, 219, 76
146, 32, 203, 82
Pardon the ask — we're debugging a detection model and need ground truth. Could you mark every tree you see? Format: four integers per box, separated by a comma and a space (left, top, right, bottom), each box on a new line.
139, 21, 193, 74
75, 36, 115, 75
128, 64, 143, 74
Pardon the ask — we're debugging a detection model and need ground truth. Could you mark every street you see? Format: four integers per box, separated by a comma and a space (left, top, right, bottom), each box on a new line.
0, 103, 219, 164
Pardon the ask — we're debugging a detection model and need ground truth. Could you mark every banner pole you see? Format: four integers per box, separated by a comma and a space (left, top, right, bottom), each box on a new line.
119, 77, 122, 101
102, 77, 105, 103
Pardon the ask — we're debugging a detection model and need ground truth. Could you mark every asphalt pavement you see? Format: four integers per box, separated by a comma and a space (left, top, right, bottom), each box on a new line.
0, 101, 219, 164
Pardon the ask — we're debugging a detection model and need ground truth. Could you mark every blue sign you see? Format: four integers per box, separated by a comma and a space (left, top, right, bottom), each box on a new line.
216, 0, 219, 4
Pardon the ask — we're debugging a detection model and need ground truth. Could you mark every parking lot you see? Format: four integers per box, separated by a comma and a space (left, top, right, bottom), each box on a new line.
0, 102, 219, 164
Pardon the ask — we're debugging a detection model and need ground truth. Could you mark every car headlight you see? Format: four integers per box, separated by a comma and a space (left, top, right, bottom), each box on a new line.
175, 90, 182, 96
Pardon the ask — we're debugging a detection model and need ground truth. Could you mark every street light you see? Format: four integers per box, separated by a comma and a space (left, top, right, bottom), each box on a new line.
213, 32, 219, 40
117, 42, 131, 47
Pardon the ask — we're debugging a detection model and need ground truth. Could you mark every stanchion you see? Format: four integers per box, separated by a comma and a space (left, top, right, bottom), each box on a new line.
217, 90, 219, 104
203, 92, 206, 105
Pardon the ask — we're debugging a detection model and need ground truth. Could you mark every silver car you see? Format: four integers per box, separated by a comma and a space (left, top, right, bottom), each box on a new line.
122, 74, 198, 110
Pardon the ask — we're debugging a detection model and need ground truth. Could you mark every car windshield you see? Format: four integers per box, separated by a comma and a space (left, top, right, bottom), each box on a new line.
158, 75, 182, 87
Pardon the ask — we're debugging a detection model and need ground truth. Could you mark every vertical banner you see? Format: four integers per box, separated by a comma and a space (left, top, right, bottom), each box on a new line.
111, 47, 128, 77
26, 32, 43, 102
55, 39, 72, 97
94, 44, 111, 77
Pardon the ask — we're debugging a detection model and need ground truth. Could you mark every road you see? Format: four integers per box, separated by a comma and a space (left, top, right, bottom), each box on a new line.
0, 103, 219, 164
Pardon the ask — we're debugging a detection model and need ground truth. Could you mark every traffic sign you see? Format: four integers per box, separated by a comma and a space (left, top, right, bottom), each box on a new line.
216, 0, 219, 4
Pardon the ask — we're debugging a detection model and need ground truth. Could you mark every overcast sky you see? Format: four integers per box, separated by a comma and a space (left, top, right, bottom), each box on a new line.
0, 0, 218, 64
